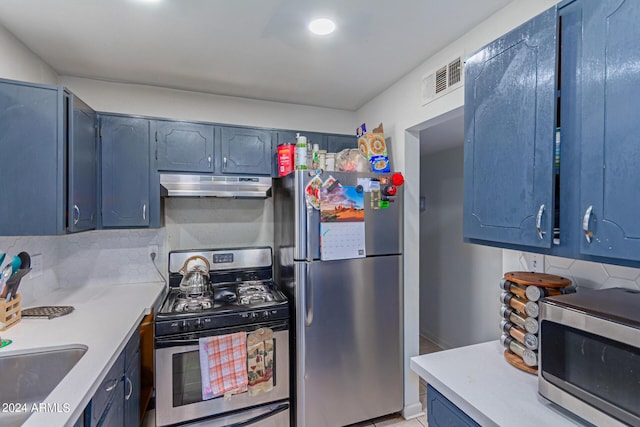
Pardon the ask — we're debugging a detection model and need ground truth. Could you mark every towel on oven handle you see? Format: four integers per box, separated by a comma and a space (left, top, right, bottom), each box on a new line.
199, 332, 248, 400
247, 328, 274, 396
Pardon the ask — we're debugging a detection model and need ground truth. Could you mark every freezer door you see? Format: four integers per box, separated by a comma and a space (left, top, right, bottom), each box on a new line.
287, 170, 403, 260
297, 255, 403, 427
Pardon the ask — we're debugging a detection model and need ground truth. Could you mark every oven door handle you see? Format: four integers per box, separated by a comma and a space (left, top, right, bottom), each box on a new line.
227, 402, 289, 427
155, 339, 201, 348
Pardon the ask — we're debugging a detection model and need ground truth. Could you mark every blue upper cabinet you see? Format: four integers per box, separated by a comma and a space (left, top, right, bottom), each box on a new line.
327, 134, 357, 153
463, 6, 557, 248
0, 79, 97, 236
578, 0, 640, 261
101, 115, 153, 228
155, 120, 215, 173
220, 126, 272, 175
69, 95, 98, 233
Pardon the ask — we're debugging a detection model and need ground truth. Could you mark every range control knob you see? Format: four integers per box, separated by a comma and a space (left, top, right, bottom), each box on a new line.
194, 318, 203, 329
382, 185, 397, 197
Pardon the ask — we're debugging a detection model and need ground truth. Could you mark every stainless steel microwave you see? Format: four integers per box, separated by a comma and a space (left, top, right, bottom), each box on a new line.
539, 288, 640, 426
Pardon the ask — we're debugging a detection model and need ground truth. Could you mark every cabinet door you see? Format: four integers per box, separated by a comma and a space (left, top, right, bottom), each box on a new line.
463, 7, 557, 248
124, 351, 141, 427
427, 385, 481, 427
156, 121, 214, 172
101, 116, 151, 227
220, 127, 272, 175
0, 81, 62, 235
327, 134, 357, 153
96, 395, 124, 427
579, 0, 640, 261
68, 95, 97, 233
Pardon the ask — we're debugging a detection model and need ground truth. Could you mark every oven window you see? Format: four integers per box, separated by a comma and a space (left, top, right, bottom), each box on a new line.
171, 340, 278, 407
172, 350, 205, 407
542, 321, 640, 417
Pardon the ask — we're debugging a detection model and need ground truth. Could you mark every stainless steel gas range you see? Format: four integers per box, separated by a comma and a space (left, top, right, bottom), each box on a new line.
154, 247, 290, 427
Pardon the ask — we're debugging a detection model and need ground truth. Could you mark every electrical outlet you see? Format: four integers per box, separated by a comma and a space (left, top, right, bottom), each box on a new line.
521, 252, 545, 273
148, 245, 159, 259
31, 253, 43, 278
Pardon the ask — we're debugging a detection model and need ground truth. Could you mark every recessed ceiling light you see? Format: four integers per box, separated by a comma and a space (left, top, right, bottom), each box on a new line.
308, 18, 336, 36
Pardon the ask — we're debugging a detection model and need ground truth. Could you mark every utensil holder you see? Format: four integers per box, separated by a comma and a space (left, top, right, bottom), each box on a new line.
0, 294, 21, 331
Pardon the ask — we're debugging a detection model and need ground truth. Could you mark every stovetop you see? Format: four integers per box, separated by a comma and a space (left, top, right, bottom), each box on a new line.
155, 247, 289, 337
159, 280, 286, 315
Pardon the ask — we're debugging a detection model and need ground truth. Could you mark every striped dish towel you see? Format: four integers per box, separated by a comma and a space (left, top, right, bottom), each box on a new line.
199, 332, 248, 400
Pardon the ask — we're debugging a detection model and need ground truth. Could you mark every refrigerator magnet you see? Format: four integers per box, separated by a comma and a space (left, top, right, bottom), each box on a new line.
305, 175, 323, 210
322, 176, 341, 192
357, 177, 372, 192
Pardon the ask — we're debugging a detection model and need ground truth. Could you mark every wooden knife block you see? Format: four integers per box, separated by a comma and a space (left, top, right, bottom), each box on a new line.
0, 294, 21, 331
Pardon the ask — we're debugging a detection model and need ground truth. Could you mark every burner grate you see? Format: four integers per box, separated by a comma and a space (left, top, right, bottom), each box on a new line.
172, 294, 213, 313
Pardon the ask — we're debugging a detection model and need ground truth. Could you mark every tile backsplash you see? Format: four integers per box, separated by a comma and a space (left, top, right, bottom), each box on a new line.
0, 229, 166, 307
504, 250, 640, 290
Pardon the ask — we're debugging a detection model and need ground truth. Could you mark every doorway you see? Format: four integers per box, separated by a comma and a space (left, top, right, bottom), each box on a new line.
418, 110, 502, 351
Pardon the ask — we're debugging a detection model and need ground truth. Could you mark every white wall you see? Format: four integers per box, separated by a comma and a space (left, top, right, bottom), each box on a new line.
354, 0, 559, 419
0, 23, 57, 84
419, 145, 502, 349
59, 76, 356, 134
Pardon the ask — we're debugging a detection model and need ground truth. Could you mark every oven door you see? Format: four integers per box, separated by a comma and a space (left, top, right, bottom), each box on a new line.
155, 321, 289, 427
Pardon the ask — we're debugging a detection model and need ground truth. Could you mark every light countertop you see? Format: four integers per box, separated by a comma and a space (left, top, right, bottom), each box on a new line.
0, 282, 165, 427
410, 340, 587, 427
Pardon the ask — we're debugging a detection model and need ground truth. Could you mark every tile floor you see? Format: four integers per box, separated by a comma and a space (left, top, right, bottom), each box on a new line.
142, 335, 443, 427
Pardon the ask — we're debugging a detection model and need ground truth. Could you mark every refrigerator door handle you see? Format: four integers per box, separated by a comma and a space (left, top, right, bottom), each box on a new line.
305, 265, 313, 327
306, 205, 313, 262
295, 170, 308, 261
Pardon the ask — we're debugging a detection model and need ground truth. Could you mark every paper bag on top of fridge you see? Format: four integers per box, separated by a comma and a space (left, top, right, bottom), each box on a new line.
357, 123, 390, 173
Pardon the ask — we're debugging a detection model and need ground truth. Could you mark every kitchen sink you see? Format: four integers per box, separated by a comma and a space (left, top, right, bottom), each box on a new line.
0, 345, 87, 425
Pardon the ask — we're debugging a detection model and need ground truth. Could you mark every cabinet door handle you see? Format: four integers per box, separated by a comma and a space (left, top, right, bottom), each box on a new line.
207, 155, 212, 168
142, 203, 147, 221
73, 204, 80, 225
125, 376, 133, 400
535, 204, 545, 240
583, 205, 593, 243
223, 156, 227, 169
104, 379, 118, 392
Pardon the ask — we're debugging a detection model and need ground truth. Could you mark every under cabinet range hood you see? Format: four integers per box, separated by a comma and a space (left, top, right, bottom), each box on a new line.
160, 174, 272, 198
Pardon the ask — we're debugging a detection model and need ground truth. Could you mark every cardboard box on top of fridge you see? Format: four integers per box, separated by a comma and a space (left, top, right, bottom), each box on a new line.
357, 123, 391, 173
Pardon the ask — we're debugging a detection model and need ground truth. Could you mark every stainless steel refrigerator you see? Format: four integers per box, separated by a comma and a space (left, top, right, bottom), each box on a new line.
273, 170, 403, 427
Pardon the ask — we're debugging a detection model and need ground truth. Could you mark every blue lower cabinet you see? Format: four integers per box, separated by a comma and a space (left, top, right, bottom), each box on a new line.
124, 350, 141, 426
96, 398, 125, 427
86, 333, 141, 427
427, 385, 480, 427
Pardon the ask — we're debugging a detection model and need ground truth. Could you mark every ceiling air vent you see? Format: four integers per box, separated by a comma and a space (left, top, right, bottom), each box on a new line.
435, 66, 448, 94
449, 57, 462, 86
421, 54, 464, 105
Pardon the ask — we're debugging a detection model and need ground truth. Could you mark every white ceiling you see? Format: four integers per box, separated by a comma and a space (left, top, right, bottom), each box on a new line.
0, 0, 512, 110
